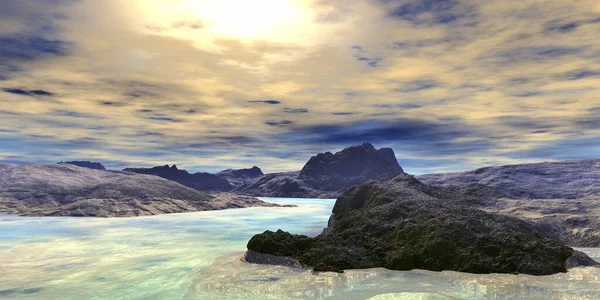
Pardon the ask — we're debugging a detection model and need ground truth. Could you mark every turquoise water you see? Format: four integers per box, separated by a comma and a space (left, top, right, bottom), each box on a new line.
1, 197, 599, 300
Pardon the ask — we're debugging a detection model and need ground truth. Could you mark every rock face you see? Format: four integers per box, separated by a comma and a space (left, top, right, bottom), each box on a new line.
58, 161, 106, 170
0, 164, 280, 217
217, 166, 264, 186
236, 143, 404, 198
246, 174, 598, 275
123, 164, 233, 192
480, 198, 600, 247
299, 143, 404, 190
417, 159, 600, 199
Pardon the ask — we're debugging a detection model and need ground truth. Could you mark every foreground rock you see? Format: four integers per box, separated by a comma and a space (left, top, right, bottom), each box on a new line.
417, 159, 600, 199
0, 164, 283, 217
245, 174, 598, 275
123, 164, 233, 191
236, 143, 404, 198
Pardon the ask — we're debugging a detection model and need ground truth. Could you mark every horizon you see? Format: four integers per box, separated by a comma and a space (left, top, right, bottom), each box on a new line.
2, 0, 600, 175
2, 141, 598, 176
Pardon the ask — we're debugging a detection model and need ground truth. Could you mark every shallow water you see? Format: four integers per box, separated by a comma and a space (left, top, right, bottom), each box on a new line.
0, 197, 599, 300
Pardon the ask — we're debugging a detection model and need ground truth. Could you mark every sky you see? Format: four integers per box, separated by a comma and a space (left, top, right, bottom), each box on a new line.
1, 0, 599, 174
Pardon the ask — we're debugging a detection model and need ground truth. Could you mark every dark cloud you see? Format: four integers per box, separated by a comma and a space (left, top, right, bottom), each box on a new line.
248, 100, 281, 105
351, 45, 382, 67
3, 88, 54, 96
148, 116, 182, 122
497, 116, 558, 131
291, 117, 471, 144
283, 108, 309, 114
560, 69, 600, 80
393, 79, 440, 93
265, 120, 293, 127
0, 35, 71, 61
543, 16, 600, 34
482, 46, 586, 65
51, 110, 103, 119
387, 0, 477, 26
331, 112, 356, 115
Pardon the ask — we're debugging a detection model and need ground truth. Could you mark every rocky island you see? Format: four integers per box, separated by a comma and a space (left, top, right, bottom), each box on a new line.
244, 174, 599, 275
235, 143, 404, 198
0, 163, 285, 217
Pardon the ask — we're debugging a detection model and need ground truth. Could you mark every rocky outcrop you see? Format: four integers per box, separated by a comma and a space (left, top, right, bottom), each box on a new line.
0, 164, 281, 217
299, 143, 404, 190
123, 164, 233, 192
236, 143, 404, 198
417, 159, 600, 199
245, 174, 598, 275
217, 166, 264, 186
58, 161, 106, 170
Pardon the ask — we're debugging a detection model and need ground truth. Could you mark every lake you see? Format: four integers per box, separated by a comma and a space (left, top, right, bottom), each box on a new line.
1, 197, 599, 299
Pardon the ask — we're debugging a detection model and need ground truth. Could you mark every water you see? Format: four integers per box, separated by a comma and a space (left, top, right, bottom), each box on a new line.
0, 197, 599, 300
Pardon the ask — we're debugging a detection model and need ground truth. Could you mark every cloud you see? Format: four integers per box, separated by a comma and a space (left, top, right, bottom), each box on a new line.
247, 100, 281, 105
1, 0, 599, 174
265, 120, 293, 127
283, 108, 309, 113
3, 88, 54, 96
0, 35, 71, 61
387, 0, 477, 26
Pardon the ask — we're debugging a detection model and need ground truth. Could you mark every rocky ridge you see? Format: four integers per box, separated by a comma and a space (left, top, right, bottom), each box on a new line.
245, 174, 599, 275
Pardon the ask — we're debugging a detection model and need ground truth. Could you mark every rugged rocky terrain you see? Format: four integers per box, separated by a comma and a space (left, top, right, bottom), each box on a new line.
245, 174, 599, 275
123, 164, 234, 192
480, 198, 600, 247
417, 159, 600, 247
58, 161, 106, 170
0, 164, 283, 217
417, 159, 600, 199
236, 143, 404, 198
217, 166, 264, 186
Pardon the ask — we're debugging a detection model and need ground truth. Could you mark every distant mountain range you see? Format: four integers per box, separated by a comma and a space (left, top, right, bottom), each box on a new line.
3, 143, 600, 247
417, 159, 600, 199
0, 164, 283, 217
123, 164, 234, 191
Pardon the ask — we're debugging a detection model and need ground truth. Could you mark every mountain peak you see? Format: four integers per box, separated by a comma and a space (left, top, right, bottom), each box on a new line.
299, 143, 404, 190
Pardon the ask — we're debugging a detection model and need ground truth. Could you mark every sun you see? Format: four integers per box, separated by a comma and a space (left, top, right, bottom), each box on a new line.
190, 0, 311, 41
134, 0, 316, 45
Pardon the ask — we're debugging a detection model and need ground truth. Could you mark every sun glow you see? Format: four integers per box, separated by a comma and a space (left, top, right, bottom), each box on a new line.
133, 0, 317, 46
191, 0, 310, 40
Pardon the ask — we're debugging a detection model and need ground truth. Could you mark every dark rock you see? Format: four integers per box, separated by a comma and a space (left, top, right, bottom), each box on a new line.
565, 250, 600, 269
299, 142, 404, 190
123, 165, 233, 191
58, 161, 106, 170
246, 174, 597, 275
243, 250, 303, 268
236, 143, 404, 198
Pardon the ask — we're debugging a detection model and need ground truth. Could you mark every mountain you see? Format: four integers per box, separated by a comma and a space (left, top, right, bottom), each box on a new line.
217, 166, 264, 186
417, 159, 600, 199
123, 164, 233, 192
244, 174, 599, 275
0, 164, 281, 217
235, 143, 404, 198
58, 161, 106, 170
299, 142, 404, 189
